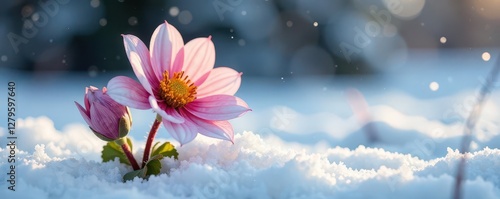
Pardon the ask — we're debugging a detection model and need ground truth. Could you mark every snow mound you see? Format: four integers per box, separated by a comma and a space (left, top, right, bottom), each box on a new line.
1, 117, 499, 199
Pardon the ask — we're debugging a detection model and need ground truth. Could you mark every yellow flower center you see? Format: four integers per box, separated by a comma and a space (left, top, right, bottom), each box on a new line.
158, 71, 197, 109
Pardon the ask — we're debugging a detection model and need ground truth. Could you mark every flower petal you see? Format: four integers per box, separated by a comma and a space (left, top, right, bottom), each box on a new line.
184, 110, 234, 142
196, 67, 242, 98
107, 76, 151, 109
185, 95, 251, 121
75, 101, 91, 126
98, 91, 129, 118
149, 21, 184, 79
148, 96, 184, 123
170, 47, 184, 77
122, 34, 157, 94
84, 87, 90, 111
162, 117, 197, 146
182, 37, 215, 84
90, 102, 119, 140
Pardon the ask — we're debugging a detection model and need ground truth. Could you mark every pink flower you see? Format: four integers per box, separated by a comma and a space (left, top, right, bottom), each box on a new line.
107, 21, 250, 145
75, 86, 132, 141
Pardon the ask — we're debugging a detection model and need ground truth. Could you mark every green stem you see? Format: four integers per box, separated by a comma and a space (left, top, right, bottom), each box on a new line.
142, 114, 162, 168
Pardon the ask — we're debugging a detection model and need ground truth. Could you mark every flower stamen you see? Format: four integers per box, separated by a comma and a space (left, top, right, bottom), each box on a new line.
158, 71, 197, 108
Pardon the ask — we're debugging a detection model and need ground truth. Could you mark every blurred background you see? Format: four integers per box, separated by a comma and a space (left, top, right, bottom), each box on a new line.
1, 0, 500, 76
3, 3, 500, 198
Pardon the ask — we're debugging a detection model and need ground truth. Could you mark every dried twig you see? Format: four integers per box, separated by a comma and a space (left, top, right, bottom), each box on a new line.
452, 56, 500, 199
346, 88, 378, 142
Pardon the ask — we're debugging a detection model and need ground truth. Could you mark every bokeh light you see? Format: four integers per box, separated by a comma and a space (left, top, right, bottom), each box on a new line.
99, 18, 107, 26
429, 81, 439, 91
169, 7, 180, 17
128, 16, 138, 26
383, 0, 426, 20
470, 0, 500, 19
482, 52, 491, 61
440, 37, 447, 44
178, 10, 193, 25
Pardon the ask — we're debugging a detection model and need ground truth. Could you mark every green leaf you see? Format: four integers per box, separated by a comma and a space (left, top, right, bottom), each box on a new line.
118, 115, 131, 138
121, 141, 176, 181
151, 142, 161, 153
123, 168, 147, 182
122, 158, 161, 181
151, 142, 178, 160
126, 137, 133, 151
145, 159, 162, 176
101, 137, 133, 165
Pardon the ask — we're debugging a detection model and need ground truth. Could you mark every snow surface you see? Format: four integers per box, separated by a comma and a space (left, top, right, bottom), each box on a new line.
1, 116, 500, 199
1, 53, 500, 198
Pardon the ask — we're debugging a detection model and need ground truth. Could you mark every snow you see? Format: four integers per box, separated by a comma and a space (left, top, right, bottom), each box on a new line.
1, 52, 500, 198
1, 116, 500, 199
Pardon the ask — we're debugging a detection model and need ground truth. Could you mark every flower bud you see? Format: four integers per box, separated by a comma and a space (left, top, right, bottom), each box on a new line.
75, 86, 132, 141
